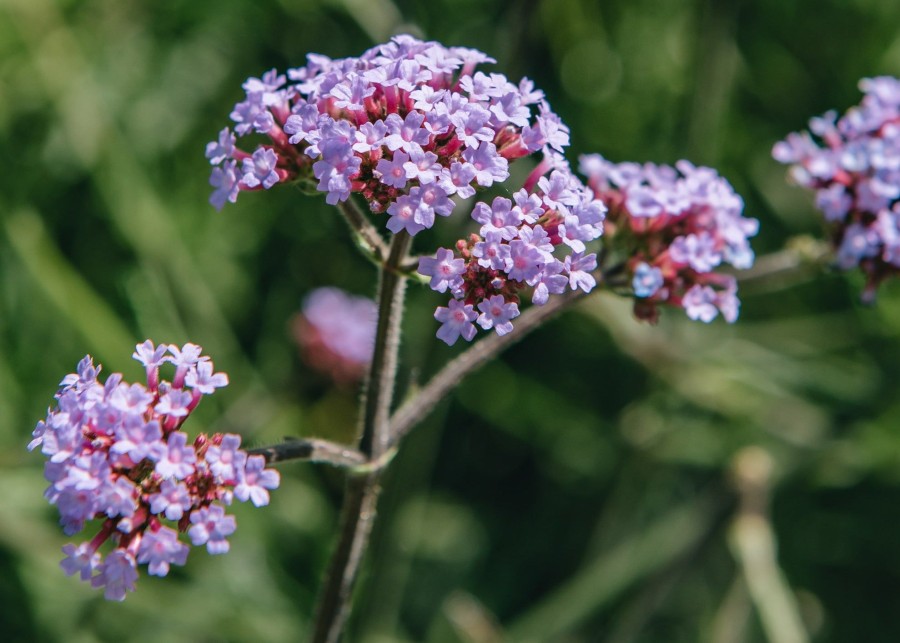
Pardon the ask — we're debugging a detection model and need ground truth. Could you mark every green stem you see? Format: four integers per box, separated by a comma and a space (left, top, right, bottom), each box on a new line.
311, 231, 411, 643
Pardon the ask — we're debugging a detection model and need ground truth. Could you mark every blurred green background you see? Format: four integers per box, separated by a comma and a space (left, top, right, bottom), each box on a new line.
3, 0, 900, 641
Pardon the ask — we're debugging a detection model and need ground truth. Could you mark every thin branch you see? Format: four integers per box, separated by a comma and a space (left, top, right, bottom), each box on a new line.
735, 236, 831, 285
247, 438, 367, 468
359, 230, 412, 458
337, 199, 389, 263
387, 288, 589, 449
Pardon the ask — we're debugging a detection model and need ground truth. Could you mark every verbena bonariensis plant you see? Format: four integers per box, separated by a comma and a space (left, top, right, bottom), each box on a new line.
31, 35, 775, 642
773, 76, 900, 302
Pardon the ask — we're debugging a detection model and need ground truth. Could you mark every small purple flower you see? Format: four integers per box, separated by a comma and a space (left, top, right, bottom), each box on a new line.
240, 148, 281, 190
476, 296, 520, 335
632, 263, 664, 298
386, 193, 427, 235
670, 232, 721, 273
439, 162, 477, 199
137, 526, 189, 577
91, 550, 138, 602
419, 248, 466, 293
375, 151, 411, 189
153, 431, 197, 480
61, 543, 101, 581
473, 232, 513, 271
506, 239, 545, 283
188, 505, 237, 554
434, 300, 478, 346
185, 361, 229, 395
403, 149, 442, 184
206, 434, 243, 481
205, 128, 235, 165
682, 284, 719, 323
383, 111, 430, 153
564, 252, 598, 293
462, 143, 509, 187
234, 454, 281, 507
148, 478, 193, 521
155, 389, 193, 419
209, 160, 240, 211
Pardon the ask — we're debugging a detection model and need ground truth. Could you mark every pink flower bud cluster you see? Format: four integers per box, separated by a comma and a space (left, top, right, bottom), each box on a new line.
292, 287, 377, 385
773, 76, 900, 301
28, 341, 280, 601
420, 156, 606, 344
580, 154, 759, 324
206, 34, 570, 236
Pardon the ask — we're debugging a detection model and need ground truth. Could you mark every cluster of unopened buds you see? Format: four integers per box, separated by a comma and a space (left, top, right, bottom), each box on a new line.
206, 34, 606, 342
773, 76, 900, 302
580, 154, 759, 324
28, 341, 280, 600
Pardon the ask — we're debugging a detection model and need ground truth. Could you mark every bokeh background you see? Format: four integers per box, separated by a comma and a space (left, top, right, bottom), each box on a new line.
3, 0, 900, 641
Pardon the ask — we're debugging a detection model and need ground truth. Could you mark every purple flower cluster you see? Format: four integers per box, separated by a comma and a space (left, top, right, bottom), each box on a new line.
419, 157, 606, 345
580, 154, 758, 324
206, 34, 570, 236
292, 287, 377, 384
773, 76, 900, 301
28, 341, 280, 601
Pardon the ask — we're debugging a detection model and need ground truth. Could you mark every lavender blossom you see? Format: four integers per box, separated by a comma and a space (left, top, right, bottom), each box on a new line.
774, 76, 900, 300
29, 341, 280, 600
580, 154, 758, 324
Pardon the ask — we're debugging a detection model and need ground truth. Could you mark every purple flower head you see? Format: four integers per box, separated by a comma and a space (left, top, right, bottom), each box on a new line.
208, 36, 576, 240
31, 343, 279, 600
774, 76, 900, 299
581, 153, 757, 324
294, 287, 376, 385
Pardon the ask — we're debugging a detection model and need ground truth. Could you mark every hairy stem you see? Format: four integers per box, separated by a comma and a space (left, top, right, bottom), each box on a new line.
337, 199, 389, 263
311, 231, 411, 643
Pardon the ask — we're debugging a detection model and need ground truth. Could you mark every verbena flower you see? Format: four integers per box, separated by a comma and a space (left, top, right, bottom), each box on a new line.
773, 76, 900, 301
580, 154, 759, 324
28, 341, 279, 601
207, 35, 566, 226
422, 158, 606, 344
209, 35, 606, 344
292, 287, 377, 384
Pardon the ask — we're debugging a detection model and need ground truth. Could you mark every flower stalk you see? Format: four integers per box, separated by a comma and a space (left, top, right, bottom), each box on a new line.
311, 230, 411, 643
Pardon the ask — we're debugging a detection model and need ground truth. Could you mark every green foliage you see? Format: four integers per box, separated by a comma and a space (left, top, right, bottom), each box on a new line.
2, 0, 900, 641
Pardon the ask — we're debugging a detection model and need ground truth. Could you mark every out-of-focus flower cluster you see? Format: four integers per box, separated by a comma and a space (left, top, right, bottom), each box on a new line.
28, 341, 280, 601
580, 154, 758, 324
292, 287, 377, 384
420, 162, 605, 344
773, 76, 900, 301
206, 34, 569, 236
